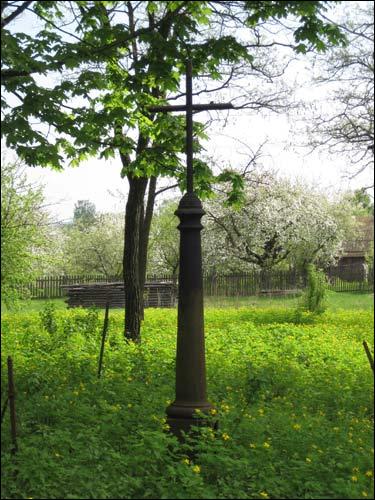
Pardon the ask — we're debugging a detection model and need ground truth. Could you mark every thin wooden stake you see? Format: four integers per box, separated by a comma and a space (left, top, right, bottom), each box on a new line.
363, 341, 374, 372
97, 301, 110, 378
1, 396, 9, 424
7, 356, 18, 454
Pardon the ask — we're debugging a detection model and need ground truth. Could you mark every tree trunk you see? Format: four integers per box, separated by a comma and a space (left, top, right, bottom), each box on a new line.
123, 175, 148, 342
120, 11, 170, 342
139, 176, 157, 319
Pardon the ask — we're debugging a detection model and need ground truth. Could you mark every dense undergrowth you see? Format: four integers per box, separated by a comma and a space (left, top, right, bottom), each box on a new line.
1, 305, 374, 499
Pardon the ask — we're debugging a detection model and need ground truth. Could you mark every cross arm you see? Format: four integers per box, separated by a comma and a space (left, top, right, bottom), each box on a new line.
148, 103, 234, 113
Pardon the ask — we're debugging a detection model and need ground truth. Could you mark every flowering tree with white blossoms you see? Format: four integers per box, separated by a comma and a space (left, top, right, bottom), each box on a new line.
147, 199, 179, 279
62, 212, 124, 278
203, 173, 354, 274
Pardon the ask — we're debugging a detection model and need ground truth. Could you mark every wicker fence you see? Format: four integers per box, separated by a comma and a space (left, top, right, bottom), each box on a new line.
14, 264, 373, 300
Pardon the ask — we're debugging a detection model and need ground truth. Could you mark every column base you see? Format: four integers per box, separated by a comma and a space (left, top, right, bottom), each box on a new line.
166, 415, 219, 440
166, 401, 218, 440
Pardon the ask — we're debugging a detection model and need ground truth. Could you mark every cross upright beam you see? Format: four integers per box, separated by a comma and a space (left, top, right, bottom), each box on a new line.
186, 60, 194, 193
148, 61, 234, 438
148, 60, 233, 194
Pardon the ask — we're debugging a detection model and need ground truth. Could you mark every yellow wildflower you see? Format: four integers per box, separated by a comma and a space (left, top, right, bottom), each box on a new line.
353, 467, 360, 473
260, 492, 269, 498
182, 458, 190, 465
263, 442, 271, 449
192, 465, 201, 474
222, 433, 230, 441
351, 476, 358, 482
306, 457, 311, 463
249, 443, 256, 449
127, 403, 132, 408
365, 470, 373, 478
293, 424, 301, 430
210, 408, 217, 416
205, 428, 215, 439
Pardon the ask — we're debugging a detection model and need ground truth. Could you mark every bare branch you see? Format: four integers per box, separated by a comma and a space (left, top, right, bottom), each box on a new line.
1, 0, 32, 28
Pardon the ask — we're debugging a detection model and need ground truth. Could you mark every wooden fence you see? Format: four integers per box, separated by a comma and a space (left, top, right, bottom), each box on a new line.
14, 265, 373, 300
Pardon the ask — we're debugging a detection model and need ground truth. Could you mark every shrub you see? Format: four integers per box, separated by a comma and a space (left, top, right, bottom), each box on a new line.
300, 264, 328, 315
39, 301, 58, 334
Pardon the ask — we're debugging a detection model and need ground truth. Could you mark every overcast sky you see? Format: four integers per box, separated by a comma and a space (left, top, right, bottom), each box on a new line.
4, 1, 374, 222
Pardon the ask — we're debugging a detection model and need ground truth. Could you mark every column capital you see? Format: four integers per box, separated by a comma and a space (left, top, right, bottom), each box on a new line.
176, 192, 205, 210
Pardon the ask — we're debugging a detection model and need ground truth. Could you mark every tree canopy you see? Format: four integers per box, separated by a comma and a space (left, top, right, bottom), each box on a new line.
147, 172, 356, 275
63, 212, 124, 277
1, 157, 52, 302
73, 200, 97, 228
2, 1, 347, 174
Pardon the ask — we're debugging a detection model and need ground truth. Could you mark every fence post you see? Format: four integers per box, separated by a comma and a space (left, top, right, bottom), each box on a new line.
98, 301, 110, 378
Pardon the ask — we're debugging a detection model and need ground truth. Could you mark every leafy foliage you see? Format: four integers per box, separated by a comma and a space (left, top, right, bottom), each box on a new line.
73, 200, 97, 228
1, 158, 52, 303
39, 301, 58, 334
300, 264, 328, 314
2, 1, 348, 176
148, 199, 179, 277
344, 189, 374, 217
61, 212, 124, 277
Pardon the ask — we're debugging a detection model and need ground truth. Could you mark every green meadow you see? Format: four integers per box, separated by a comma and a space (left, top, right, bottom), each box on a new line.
1, 297, 374, 499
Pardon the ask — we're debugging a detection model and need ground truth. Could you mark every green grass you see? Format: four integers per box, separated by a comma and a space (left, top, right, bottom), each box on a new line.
2, 291, 373, 313
1, 303, 374, 499
1, 297, 68, 313
205, 291, 374, 310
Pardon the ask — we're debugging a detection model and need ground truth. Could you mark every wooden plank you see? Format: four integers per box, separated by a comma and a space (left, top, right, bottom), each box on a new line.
62, 281, 176, 309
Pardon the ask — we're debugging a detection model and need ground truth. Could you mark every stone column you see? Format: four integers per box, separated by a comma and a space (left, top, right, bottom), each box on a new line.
166, 192, 212, 437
